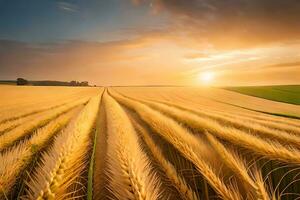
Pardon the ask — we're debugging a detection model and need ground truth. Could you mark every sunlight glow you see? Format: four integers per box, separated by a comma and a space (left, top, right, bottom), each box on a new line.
199, 71, 215, 84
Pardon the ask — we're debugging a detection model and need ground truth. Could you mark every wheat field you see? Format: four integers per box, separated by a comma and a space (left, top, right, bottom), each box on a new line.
0, 86, 300, 200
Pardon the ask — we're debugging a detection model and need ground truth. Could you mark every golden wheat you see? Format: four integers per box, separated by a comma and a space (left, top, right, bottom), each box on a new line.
104, 92, 160, 200
110, 90, 241, 200
114, 87, 300, 129
0, 142, 30, 198
0, 107, 80, 198
121, 94, 300, 164
131, 117, 199, 200
179, 95, 300, 129
23, 95, 100, 200
145, 97, 300, 137
0, 86, 299, 199
118, 92, 300, 147
0, 98, 87, 151
205, 132, 271, 200
0, 101, 75, 135
0, 85, 98, 123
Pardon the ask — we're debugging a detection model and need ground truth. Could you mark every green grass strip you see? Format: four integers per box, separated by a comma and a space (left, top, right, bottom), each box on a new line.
87, 128, 98, 200
225, 85, 300, 105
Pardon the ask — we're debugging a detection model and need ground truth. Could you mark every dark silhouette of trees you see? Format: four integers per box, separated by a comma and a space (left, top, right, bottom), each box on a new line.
16, 78, 28, 85
81, 81, 89, 86
15, 78, 89, 87
69, 81, 89, 86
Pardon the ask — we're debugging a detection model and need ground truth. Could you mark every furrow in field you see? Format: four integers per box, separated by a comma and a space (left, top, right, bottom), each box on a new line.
0, 95, 90, 125
120, 94, 300, 147
127, 108, 209, 200
0, 86, 99, 123
213, 110, 300, 134
22, 95, 100, 200
115, 87, 300, 129
210, 107, 300, 128
92, 92, 108, 200
0, 101, 68, 125
143, 96, 300, 135
178, 87, 300, 118
0, 98, 88, 151
163, 88, 298, 128
103, 92, 160, 200
130, 116, 200, 200
0, 106, 81, 199
0, 100, 81, 136
109, 90, 241, 200
113, 91, 300, 165
145, 87, 299, 127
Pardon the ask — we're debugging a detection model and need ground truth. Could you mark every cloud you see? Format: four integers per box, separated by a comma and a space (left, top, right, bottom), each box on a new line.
1, 36, 299, 86
0, 38, 204, 85
132, 0, 300, 49
0, 39, 148, 81
266, 61, 300, 68
184, 52, 210, 59
57, 1, 79, 12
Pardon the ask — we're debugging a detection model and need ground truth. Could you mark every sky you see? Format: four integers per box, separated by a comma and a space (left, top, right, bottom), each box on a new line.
0, 0, 300, 86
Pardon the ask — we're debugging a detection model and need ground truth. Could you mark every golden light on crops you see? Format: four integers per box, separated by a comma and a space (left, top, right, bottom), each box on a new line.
1, 85, 300, 199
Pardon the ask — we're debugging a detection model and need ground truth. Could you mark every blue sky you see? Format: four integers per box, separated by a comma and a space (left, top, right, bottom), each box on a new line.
0, 0, 167, 42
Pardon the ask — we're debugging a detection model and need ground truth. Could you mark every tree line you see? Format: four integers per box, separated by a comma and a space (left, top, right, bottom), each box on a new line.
16, 78, 90, 87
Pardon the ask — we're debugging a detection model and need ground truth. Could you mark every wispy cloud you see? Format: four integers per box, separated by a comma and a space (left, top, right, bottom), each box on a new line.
1, 36, 299, 86
266, 61, 300, 68
57, 1, 78, 12
132, 0, 300, 49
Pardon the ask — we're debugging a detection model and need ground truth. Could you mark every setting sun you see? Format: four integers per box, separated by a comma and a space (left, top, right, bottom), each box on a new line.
199, 71, 215, 84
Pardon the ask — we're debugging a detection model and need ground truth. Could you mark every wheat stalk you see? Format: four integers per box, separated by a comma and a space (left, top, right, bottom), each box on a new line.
0, 98, 87, 151
147, 98, 300, 139
23, 95, 100, 200
122, 94, 300, 164
119, 93, 300, 147
0, 88, 95, 124
0, 106, 80, 199
104, 92, 160, 200
253, 170, 271, 200
0, 101, 72, 135
110, 90, 241, 200
0, 142, 30, 198
205, 132, 272, 200
131, 117, 199, 200
114, 88, 300, 129
217, 108, 300, 129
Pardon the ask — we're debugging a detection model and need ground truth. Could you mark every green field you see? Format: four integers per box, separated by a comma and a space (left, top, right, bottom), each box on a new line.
226, 85, 300, 105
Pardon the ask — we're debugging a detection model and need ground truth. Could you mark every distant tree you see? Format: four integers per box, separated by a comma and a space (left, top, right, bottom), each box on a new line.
69, 80, 89, 87
17, 78, 28, 85
80, 81, 89, 86
70, 81, 77, 86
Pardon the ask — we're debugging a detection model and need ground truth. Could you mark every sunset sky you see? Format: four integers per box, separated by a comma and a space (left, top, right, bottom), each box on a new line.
0, 0, 300, 86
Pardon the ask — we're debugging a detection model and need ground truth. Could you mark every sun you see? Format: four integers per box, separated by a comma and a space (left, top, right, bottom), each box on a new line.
198, 71, 215, 84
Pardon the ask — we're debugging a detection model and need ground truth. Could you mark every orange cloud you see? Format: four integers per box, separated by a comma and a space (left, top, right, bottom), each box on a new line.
133, 0, 300, 49
1, 25, 300, 86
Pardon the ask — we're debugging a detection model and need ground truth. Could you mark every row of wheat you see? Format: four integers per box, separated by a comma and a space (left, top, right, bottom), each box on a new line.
106, 88, 300, 200
0, 98, 89, 151
1, 87, 300, 200
0, 92, 99, 199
